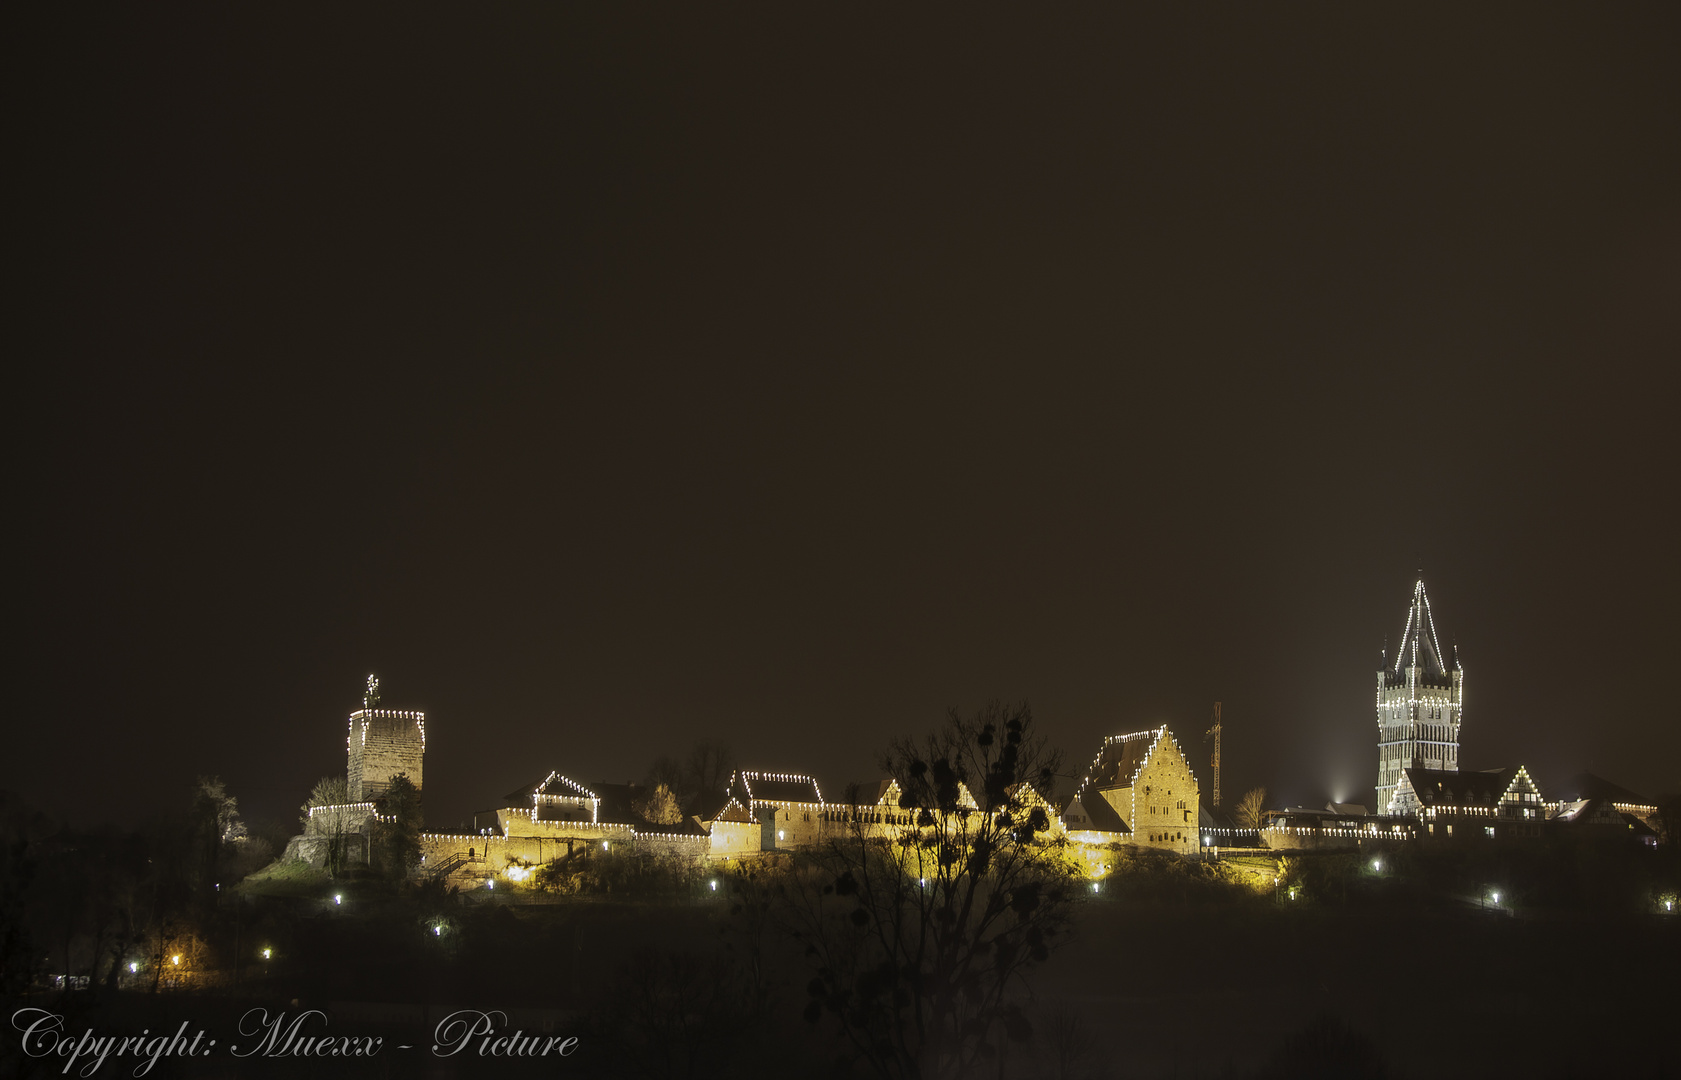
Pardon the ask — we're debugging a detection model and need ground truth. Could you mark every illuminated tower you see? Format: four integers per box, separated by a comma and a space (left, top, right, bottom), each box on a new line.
346, 675, 426, 801
1375, 579, 1463, 814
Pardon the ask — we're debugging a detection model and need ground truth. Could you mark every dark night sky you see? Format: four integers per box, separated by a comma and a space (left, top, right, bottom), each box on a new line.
11, 7, 1679, 833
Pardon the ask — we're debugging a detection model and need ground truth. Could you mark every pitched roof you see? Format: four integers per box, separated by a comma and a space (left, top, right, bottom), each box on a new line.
708, 797, 755, 825
1076, 728, 1164, 791
1062, 790, 1130, 835
732, 770, 824, 806
1401, 767, 1511, 808
1386, 578, 1452, 680
506, 772, 599, 808
536, 773, 597, 800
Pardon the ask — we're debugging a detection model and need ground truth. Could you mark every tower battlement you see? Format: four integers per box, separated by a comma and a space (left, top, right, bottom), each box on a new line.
347, 706, 426, 801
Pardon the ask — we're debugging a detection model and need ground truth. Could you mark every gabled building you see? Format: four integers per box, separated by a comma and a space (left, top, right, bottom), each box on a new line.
1376, 578, 1464, 815
1063, 726, 1199, 854
724, 770, 826, 849
1390, 765, 1543, 841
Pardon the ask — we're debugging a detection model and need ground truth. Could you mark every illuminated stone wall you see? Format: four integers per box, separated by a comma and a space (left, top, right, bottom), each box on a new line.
347, 709, 426, 801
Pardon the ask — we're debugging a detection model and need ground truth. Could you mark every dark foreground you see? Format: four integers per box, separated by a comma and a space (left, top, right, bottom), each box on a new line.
5, 895, 1676, 1080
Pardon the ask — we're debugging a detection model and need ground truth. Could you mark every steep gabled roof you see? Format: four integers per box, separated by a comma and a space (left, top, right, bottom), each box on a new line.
1077, 728, 1164, 791
535, 772, 598, 801
1062, 790, 1130, 835
1389, 578, 1451, 679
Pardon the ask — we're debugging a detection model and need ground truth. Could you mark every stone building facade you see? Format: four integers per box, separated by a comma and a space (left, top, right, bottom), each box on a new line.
1390, 765, 1544, 841
347, 708, 426, 801
1062, 726, 1200, 855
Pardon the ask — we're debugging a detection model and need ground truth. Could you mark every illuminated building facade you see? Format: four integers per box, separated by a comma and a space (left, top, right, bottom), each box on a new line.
1062, 726, 1200, 854
1376, 579, 1463, 815
346, 707, 426, 801
1391, 765, 1544, 840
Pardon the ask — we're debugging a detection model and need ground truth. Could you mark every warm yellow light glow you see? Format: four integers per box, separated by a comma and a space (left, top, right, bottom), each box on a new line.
262, 948, 271, 959
172, 955, 181, 966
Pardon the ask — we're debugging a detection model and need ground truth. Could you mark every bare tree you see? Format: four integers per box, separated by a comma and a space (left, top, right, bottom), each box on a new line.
303, 776, 356, 877
685, 740, 734, 815
191, 776, 246, 900
1235, 787, 1269, 833
786, 700, 1077, 1079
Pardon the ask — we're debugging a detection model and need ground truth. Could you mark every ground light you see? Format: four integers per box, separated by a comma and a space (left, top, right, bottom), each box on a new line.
172, 956, 181, 966
128, 962, 138, 974
709, 880, 717, 891
334, 894, 342, 905
1371, 858, 1382, 872
261, 948, 271, 960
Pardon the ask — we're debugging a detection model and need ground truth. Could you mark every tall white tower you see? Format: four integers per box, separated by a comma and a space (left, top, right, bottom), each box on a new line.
1375, 579, 1463, 814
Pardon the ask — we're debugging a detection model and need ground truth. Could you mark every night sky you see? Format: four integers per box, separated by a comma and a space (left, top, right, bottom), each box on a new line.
12, 7, 1679, 833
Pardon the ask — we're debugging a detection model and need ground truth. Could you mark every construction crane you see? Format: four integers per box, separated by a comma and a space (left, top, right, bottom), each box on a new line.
1205, 702, 1222, 809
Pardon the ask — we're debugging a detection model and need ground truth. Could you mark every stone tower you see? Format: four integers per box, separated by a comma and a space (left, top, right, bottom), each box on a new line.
1375, 579, 1462, 815
346, 676, 426, 801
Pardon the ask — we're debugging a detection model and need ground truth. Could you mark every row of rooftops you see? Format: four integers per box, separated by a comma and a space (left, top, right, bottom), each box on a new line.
1257, 769, 1658, 832
1394, 767, 1657, 813
479, 742, 1125, 841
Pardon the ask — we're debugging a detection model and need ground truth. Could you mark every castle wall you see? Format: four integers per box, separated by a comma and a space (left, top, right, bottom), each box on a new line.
708, 821, 762, 856
754, 801, 827, 849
